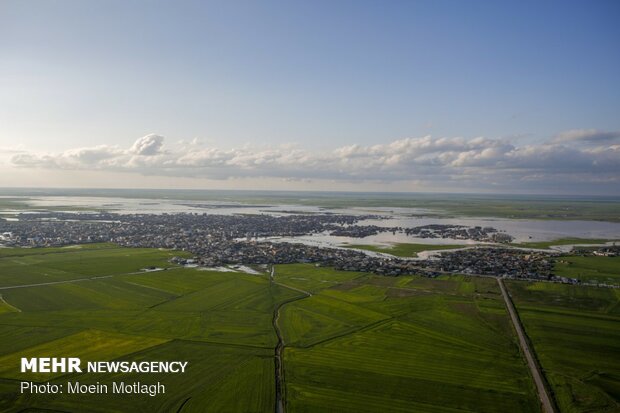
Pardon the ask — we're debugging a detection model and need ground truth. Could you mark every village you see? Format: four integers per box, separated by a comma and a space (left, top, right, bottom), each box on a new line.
0, 211, 574, 282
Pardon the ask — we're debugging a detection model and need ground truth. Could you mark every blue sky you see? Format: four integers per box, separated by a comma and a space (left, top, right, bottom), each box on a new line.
1, 0, 619, 193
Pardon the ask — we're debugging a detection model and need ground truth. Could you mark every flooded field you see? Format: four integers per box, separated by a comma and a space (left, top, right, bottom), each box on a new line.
3, 195, 619, 248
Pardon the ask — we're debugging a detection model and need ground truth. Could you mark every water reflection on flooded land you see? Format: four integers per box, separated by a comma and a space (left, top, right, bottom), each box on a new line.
3, 195, 620, 246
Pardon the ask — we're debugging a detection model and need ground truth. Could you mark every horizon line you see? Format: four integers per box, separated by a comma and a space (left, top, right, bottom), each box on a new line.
1, 186, 619, 200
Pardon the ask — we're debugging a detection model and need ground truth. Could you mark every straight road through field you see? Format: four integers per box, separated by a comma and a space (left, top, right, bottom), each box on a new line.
498, 278, 555, 413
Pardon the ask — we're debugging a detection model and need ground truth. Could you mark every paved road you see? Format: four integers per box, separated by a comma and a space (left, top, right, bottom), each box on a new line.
498, 278, 555, 413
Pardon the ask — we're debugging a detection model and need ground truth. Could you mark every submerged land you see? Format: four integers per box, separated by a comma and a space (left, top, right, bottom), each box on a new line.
0, 190, 619, 412
342, 243, 469, 257
1, 188, 620, 222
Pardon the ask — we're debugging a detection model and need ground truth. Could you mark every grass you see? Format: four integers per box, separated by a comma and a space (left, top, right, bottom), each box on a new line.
428, 199, 620, 222
280, 293, 388, 347
273, 263, 364, 293
5, 341, 275, 413
507, 281, 620, 413
283, 272, 540, 413
0, 330, 169, 381
0, 245, 283, 412
0, 246, 612, 412
511, 238, 618, 249
0, 325, 80, 356
0, 278, 177, 312
343, 242, 467, 257
0, 242, 120, 258
555, 255, 620, 284
0, 244, 190, 288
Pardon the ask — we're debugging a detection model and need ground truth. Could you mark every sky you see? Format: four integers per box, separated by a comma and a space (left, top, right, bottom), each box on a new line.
0, 0, 619, 194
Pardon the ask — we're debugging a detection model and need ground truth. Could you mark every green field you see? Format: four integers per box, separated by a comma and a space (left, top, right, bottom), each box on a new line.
511, 238, 618, 250
0, 243, 190, 288
424, 199, 620, 222
0, 245, 282, 412
507, 281, 620, 413
275, 265, 540, 412
0, 246, 545, 412
343, 242, 467, 257
555, 255, 620, 284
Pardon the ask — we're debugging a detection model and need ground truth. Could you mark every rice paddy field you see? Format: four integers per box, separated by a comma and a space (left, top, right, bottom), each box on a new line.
0, 245, 280, 412
554, 255, 620, 285
507, 281, 620, 413
0, 244, 613, 412
278, 268, 539, 413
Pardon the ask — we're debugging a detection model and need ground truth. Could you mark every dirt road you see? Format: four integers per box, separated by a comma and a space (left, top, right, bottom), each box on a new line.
271, 267, 312, 413
498, 278, 555, 413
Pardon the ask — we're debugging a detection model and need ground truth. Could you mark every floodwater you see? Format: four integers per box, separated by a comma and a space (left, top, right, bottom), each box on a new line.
2, 195, 620, 246
355, 213, 620, 243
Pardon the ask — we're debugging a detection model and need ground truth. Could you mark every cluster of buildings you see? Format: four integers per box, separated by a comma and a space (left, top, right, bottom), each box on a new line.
429, 247, 562, 281
573, 245, 619, 257
405, 224, 513, 243
328, 223, 514, 243
0, 212, 377, 248
0, 211, 565, 281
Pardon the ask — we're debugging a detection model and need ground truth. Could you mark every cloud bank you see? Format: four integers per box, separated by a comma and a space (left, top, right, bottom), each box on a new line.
10, 132, 620, 193
552, 129, 620, 144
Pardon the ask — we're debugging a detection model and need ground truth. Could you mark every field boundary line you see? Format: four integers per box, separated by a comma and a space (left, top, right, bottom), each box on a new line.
0, 294, 21, 312
295, 316, 394, 349
273, 281, 313, 297
176, 397, 192, 413
0, 267, 187, 290
172, 337, 274, 351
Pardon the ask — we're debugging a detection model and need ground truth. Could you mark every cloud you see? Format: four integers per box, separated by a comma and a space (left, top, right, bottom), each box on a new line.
11, 145, 124, 169
552, 129, 620, 144
129, 134, 164, 155
10, 132, 620, 193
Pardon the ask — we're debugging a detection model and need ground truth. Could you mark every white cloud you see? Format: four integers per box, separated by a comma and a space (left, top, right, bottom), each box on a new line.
11, 145, 124, 169
129, 134, 164, 155
10, 132, 620, 193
